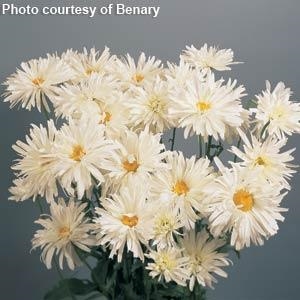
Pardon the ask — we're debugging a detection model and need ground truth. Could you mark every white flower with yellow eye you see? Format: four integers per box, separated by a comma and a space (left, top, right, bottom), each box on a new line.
94, 182, 154, 262
231, 130, 296, 189
103, 129, 167, 188
112, 52, 163, 89
150, 151, 214, 229
31, 198, 95, 270
63, 47, 116, 82
169, 73, 246, 141
10, 120, 58, 203
181, 44, 241, 73
150, 202, 183, 248
180, 229, 230, 291
90, 95, 130, 140
53, 119, 118, 199
3, 55, 73, 112
253, 81, 300, 139
204, 159, 287, 250
125, 76, 174, 133
165, 60, 201, 89
52, 74, 120, 120
146, 247, 190, 286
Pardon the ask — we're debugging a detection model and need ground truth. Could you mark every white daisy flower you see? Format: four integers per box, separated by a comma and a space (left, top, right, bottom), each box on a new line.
205, 160, 287, 250
64, 47, 116, 82
252, 81, 300, 139
113, 52, 163, 89
165, 60, 203, 89
94, 182, 154, 262
146, 247, 190, 286
31, 198, 95, 270
151, 202, 183, 248
3, 55, 73, 112
103, 129, 167, 188
180, 229, 230, 290
169, 73, 246, 140
150, 152, 215, 229
53, 119, 118, 199
126, 76, 174, 133
52, 73, 120, 120
90, 95, 130, 140
10, 120, 58, 203
231, 130, 296, 189
181, 44, 241, 73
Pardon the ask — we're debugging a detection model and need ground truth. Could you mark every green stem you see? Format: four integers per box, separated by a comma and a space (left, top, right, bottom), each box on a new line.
42, 102, 51, 120
205, 135, 213, 159
170, 128, 176, 151
260, 120, 271, 140
233, 137, 242, 163
198, 135, 203, 158
54, 258, 77, 300
74, 247, 93, 272
36, 196, 44, 214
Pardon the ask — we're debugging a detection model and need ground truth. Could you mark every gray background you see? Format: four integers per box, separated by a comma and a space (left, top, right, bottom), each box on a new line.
1, 0, 300, 299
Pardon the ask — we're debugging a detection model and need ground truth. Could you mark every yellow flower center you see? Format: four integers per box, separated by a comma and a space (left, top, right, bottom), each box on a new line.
196, 101, 211, 112
133, 73, 144, 83
58, 226, 71, 238
86, 67, 96, 75
100, 111, 112, 124
157, 253, 176, 271
155, 216, 173, 235
70, 145, 86, 162
32, 77, 45, 86
123, 159, 139, 172
121, 215, 139, 227
255, 156, 266, 166
270, 106, 285, 120
233, 189, 254, 212
172, 180, 189, 196
148, 95, 165, 113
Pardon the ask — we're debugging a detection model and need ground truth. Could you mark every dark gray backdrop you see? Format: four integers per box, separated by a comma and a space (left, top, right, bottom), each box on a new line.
1, 0, 300, 299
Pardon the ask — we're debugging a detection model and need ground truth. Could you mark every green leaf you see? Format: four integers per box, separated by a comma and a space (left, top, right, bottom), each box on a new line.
44, 278, 97, 300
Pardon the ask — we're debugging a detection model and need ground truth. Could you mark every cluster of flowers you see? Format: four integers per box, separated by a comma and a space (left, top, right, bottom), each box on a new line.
4, 44, 300, 291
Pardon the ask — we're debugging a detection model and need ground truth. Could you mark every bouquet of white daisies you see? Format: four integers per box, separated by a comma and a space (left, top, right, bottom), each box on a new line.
3, 44, 300, 300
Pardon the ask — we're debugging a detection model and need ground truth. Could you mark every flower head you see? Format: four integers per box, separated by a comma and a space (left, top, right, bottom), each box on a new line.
10, 120, 58, 202
169, 73, 246, 140
253, 81, 300, 139
180, 229, 230, 290
53, 119, 118, 199
31, 198, 95, 269
204, 160, 287, 250
146, 247, 190, 286
3, 55, 73, 112
94, 182, 154, 262
181, 44, 241, 73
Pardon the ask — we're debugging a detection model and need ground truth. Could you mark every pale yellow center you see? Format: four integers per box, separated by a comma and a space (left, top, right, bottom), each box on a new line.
270, 106, 285, 119
157, 253, 176, 271
86, 67, 96, 75
233, 189, 254, 212
123, 160, 139, 172
148, 96, 165, 113
58, 226, 71, 238
121, 215, 139, 227
100, 111, 112, 125
32, 77, 45, 86
133, 73, 144, 83
196, 101, 211, 112
70, 145, 86, 162
155, 216, 173, 235
172, 180, 189, 196
255, 156, 266, 166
